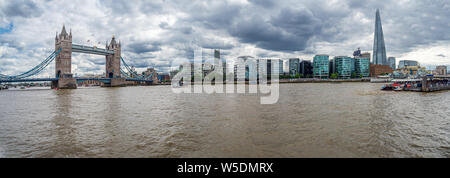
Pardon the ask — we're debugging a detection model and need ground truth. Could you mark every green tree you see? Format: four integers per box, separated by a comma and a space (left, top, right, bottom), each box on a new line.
330, 73, 338, 79
294, 73, 303, 79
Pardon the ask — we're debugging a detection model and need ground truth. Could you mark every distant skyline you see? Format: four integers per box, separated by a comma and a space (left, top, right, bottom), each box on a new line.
0, 0, 449, 76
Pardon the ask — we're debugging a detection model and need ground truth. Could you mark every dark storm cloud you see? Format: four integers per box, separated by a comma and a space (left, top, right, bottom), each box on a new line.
182, 1, 242, 30
228, 7, 321, 52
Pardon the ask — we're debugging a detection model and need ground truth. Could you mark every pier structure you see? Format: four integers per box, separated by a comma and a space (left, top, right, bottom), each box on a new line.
421, 75, 450, 92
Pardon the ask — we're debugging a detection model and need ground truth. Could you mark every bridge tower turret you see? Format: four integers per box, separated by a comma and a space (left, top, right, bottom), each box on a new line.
52, 25, 76, 89
106, 36, 121, 78
105, 36, 126, 87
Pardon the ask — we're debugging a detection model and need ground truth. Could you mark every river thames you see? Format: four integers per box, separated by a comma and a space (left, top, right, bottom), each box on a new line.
0, 83, 449, 158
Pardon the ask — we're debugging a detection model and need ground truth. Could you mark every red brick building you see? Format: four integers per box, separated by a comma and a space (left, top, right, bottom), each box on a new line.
370, 64, 393, 77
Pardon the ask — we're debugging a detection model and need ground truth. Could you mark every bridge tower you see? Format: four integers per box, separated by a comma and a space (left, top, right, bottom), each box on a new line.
52, 25, 77, 89
105, 36, 126, 87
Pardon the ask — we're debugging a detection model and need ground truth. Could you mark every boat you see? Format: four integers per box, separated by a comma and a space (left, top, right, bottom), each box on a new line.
381, 84, 395, 90
393, 86, 403, 91
381, 79, 422, 91
381, 82, 403, 90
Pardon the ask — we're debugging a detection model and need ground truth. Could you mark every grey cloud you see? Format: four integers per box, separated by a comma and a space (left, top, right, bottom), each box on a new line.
184, 1, 242, 30
248, 0, 276, 8
228, 8, 321, 52
159, 22, 169, 29
199, 39, 234, 50
87, 58, 106, 65
0, 0, 42, 18
126, 41, 162, 54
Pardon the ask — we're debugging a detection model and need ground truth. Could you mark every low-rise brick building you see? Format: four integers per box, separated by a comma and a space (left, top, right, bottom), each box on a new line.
370, 64, 393, 77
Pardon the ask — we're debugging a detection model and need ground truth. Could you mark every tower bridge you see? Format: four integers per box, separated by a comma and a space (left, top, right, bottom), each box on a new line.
0, 25, 157, 89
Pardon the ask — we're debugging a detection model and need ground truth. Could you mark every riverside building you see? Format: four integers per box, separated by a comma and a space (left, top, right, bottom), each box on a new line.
313, 55, 329, 79
334, 56, 354, 79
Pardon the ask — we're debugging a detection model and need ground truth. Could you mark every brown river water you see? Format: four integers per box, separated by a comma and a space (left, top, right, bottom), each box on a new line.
0, 83, 449, 157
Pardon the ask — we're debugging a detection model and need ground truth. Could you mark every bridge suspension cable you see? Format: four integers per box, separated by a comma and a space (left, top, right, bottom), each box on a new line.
120, 57, 154, 80
0, 48, 62, 80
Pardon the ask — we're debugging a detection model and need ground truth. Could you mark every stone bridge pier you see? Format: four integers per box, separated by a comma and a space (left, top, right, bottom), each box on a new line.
52, 25, 77, 89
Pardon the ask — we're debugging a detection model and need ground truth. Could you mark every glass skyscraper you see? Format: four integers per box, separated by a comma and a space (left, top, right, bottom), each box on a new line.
313, 55, 329, 79
278, 60, 284, 75
334, 56, 353, 79
373, 9, 387, 65
355, 57, 370, 77
289, 58, 300, 76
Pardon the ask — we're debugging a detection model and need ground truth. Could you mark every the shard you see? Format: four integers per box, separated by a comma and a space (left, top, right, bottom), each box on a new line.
372, 9, 387, 65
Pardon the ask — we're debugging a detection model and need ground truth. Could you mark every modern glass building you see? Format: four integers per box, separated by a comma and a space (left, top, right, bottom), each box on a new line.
289, 58, 300, 76
313, 55, 329, 79
373, 9, 388, 65
398, 60, 418, 69
329, 58, 336, 75
215, 49, 227, 79
355, 57, 370, 77
334, 56, 353, 79
299, 60, 313, 77
278, 59, 284, 75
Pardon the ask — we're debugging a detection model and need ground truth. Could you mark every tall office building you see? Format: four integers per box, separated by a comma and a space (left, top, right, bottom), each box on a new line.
355, 57, 370, 77
278, 59, 284, 75
334, 56, 353, 79
373, 9, 387, 65
388, 57, 396, 70
234, 56, 254, 81
289, 58, 300, 76
361, 52, 371, 63
299, 60, 313, 77
329, 58, 336, 74
214, 49, 227, 79
313, 55, 329, 79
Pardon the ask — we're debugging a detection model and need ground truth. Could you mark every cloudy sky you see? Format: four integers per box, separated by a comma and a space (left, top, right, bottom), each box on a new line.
0, 0, 449, 76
